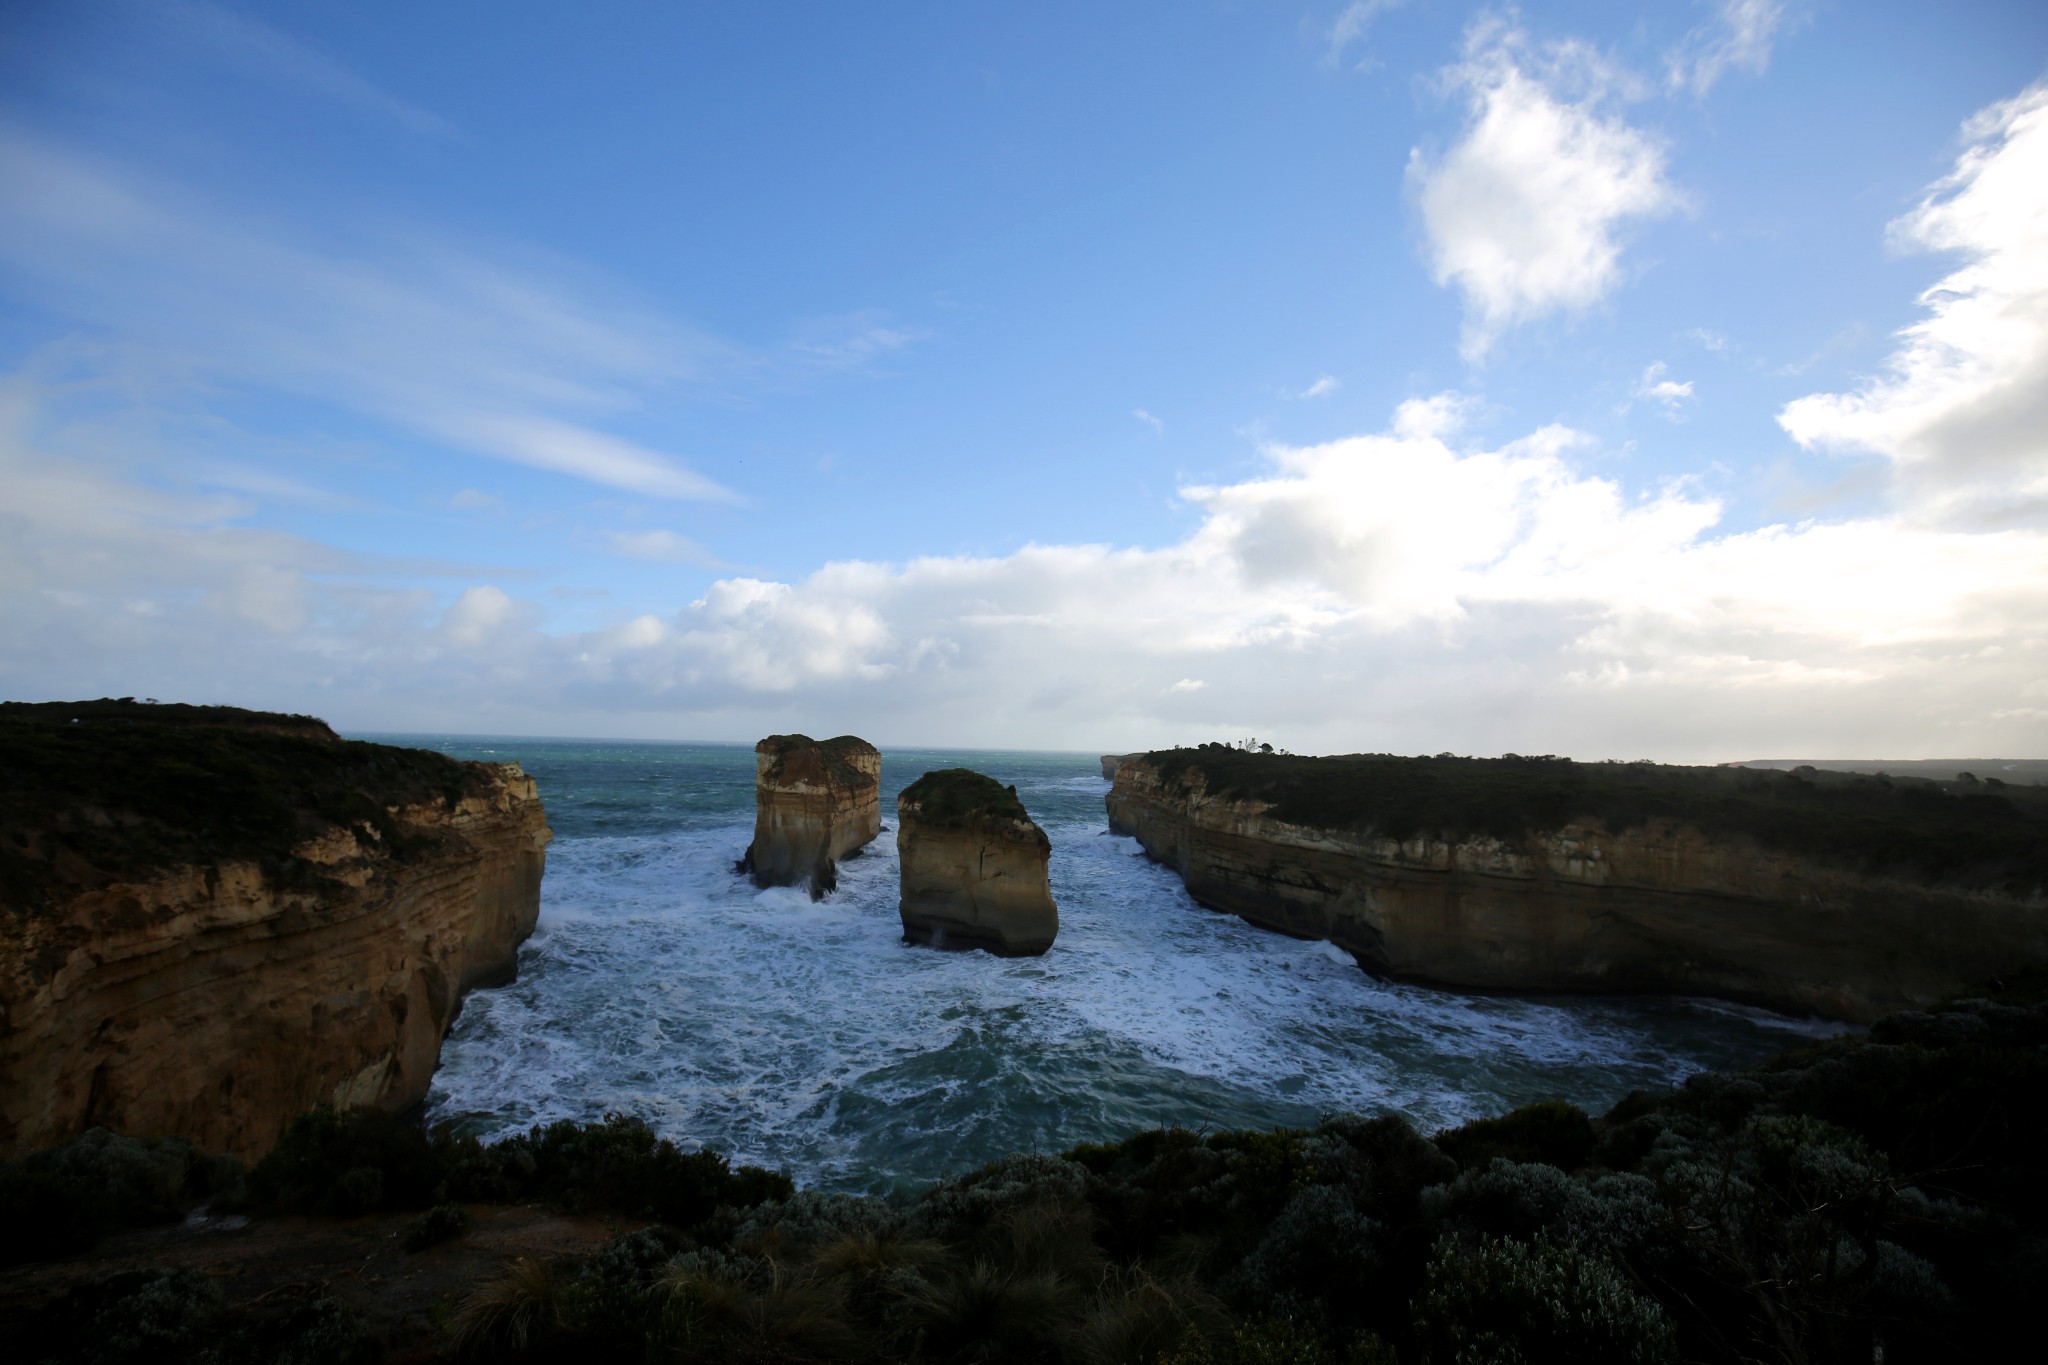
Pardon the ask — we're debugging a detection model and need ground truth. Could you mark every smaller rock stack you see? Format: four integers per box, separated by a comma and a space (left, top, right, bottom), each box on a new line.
740, 734, 882, 898
897, 769, 1058, 956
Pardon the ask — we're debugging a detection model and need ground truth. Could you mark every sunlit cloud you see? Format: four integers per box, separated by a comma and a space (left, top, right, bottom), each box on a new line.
1778, 81, 2048, 528
1411, 17, 1682, 360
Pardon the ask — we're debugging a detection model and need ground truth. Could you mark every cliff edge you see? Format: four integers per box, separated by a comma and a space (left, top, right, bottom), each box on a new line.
0, 700, 551, 1161
1107, 746, 2048, 1023
739, 734, 882, 898
898, 769, 1058, 956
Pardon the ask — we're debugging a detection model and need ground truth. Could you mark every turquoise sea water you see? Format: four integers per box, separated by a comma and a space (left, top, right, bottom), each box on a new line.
357, 735, 1845, 1198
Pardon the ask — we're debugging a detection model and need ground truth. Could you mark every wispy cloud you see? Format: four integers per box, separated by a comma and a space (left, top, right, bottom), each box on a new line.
0, 127, 741, 502
604, 528, 724, 567
1133, 408, 1165, 436
1410, 17, 1682, 361
784, 310, 930, 373
1289, 375, 1342, 400
1667, 0, 1793, 97
155, 0, 456, 137
1631, 361, 1696, 420
1323, 0, 1410, 68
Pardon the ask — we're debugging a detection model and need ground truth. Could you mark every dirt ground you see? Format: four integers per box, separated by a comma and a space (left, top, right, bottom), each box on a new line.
0, 1203, 641, 1360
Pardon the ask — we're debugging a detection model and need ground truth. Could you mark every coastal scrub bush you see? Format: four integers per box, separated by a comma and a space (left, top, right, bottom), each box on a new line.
248, 1107, 791, 1226
1422, 1160, 1675, 1270
1435, 1100, 1593, 1171
1415, 1234, 1677, 1365
0, 1128, 240, 1263
402, 1201, 472, 1252
249, 1106, 443, 1214
1220, 1184, 1383, 1330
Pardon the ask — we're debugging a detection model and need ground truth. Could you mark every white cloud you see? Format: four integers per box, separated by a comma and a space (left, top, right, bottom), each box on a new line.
440, 585, 521, 648
1632, 361, 1696, 419
1778, 81, 2048, 527
0, 128, 741, 502
1324, 0, 1409, 67
1133, 408, 1165, 436
1667, 0, 1792, 96
11, 358, 2040, 759
1291, 375, 1341, 400
1411, 18, 1682, 360
604, 529, 721, 566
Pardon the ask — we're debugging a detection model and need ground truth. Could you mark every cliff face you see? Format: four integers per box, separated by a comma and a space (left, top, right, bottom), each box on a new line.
898, 769, 1058, 956
1107, 754, 2048, 1023
0, 704, 551, 1162
741, 735, 882, 898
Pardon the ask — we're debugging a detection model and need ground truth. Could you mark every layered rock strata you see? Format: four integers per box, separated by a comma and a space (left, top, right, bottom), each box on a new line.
1107, 751, 2048, 1023
0, 702, 550, 1161
1100, 754, 1140, 782
740, 734, 882, 898
898, 769, 1058, 956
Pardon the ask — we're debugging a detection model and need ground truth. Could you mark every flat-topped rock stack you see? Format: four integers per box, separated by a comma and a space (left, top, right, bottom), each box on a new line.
740, 734, 882, 898
897, 768, 1058, 956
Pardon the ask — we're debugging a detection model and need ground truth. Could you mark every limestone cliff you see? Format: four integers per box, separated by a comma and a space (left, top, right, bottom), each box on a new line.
898, 769, 1058, 956
1100, 754, 1139, 782
0, 701, 550, 1161
1108, 748, 2048, 1023
740, 734, 882, 898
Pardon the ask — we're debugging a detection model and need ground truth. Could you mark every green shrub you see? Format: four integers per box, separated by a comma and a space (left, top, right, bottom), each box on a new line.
1436, 1100, 1594, 1171
402, 1202, 472, 1252
1416, 1235, 1677, 1365
0, 1128, 240, 1263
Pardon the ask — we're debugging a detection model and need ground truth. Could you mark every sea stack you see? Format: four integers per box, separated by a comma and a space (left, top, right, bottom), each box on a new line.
741, 734, 882, 898
897, 768, 1057, 956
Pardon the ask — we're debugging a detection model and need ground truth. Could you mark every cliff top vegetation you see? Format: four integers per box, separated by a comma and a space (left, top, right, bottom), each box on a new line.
755, 733, 880, 790
898, 768, 1036, 830
0, 699, 501, 914
1133, 745, 2048, 892
7, 987, 2043, 1363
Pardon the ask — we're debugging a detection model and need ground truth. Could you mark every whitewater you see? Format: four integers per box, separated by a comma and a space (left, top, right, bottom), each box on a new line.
361, 736, 1845, 1197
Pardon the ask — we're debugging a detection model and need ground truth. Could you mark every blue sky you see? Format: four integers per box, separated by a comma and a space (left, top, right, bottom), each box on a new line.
2, 1, 2045, 758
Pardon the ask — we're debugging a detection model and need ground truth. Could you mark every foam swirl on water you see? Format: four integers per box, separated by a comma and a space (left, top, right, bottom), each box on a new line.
384, 738, 1843, 1195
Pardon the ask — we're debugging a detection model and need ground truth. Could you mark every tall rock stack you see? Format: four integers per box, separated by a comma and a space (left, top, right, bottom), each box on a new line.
740, 734, 882, 898
897, 769, 1058, 956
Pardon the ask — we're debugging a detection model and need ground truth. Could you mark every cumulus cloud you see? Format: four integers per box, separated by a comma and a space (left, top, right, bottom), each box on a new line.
1667, 0, 1792, 96
10, 360, 2042, 759
1778, 82, 2048, 527
1411, 18, 1682, 360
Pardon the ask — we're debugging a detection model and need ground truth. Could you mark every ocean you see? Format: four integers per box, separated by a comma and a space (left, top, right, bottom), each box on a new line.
357, 735, 1845, 1198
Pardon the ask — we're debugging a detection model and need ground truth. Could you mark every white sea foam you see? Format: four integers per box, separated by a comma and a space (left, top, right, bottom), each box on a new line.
423, 742, 1818, 1194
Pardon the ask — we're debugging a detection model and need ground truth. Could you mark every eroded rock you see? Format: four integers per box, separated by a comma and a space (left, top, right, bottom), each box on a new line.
898, 769, 1057, 956
740, 734, 881, 898
1106, 748, 2048, 1023
0, 702, 551, 1161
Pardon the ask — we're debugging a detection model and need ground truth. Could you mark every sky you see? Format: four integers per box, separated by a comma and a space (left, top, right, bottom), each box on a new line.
1, 1, 2045, 759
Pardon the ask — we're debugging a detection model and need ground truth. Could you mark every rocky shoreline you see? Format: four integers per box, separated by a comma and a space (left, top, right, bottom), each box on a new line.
1107, 746, 2048, 1023
0, 701, 551, 1161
